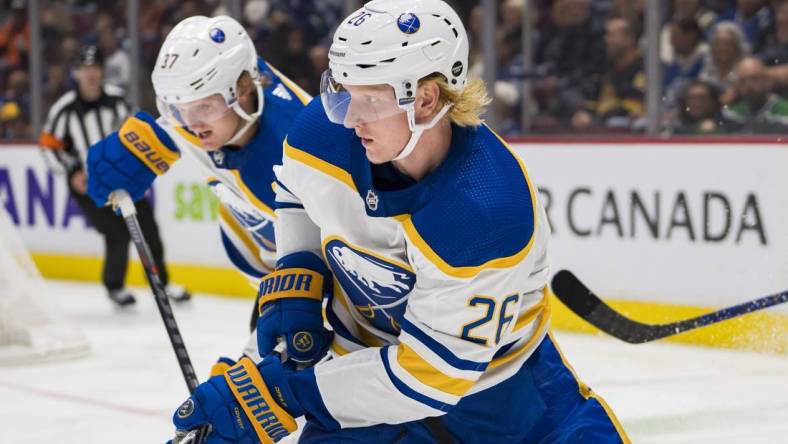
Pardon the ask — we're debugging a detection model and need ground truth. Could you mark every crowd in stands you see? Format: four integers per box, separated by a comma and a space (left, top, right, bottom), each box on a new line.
1, 0, 786, 140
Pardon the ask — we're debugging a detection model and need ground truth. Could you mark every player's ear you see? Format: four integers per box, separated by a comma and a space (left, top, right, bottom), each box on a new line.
237, 73, 255, 108
415, 80, 440, 123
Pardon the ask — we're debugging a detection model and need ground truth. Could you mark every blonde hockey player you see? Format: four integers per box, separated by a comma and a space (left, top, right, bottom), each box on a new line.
86, 16, 329, 366
169, 1, 630, 443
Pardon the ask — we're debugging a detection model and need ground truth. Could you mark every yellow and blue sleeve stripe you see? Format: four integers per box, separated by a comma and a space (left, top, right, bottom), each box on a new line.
380, 347, 453, 413
400, 317, 487, 372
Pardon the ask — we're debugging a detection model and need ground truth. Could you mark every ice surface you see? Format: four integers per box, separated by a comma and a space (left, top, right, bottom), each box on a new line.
1, 281, 786, 443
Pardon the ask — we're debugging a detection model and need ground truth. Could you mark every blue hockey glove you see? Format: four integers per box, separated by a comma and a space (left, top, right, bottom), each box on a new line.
256, 259, 332, 366
87, 111, 180, 207
170, 356, 302, 444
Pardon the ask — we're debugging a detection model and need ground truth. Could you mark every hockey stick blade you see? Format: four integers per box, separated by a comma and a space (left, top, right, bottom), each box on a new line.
551, 270, 788, 344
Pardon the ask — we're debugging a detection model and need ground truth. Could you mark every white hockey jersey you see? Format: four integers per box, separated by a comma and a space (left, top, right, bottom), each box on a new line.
274, 98, 552, 428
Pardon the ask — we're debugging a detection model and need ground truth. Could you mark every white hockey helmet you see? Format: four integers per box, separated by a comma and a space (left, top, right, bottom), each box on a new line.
321, 0, 469, 160
153, 15, 263, 144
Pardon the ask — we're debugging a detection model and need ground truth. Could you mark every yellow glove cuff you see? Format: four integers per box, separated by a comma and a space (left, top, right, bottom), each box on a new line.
258, 268, 324, 310
119, 116, 180, 175
224, 357, 298, 443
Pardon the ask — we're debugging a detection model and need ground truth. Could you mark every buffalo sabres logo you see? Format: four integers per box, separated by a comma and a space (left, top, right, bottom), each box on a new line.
292, 331, 314, 353
324, 238, 415, 335
397, 13, 420, 34
366, 189, 379, 211
209, 27, 225, 43
209, 181, 276, 249
177, 398, 195, 418
209, 150, 225, 166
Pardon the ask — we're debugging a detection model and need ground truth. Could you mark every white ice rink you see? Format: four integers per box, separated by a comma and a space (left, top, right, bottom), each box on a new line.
1, 281, 787, 444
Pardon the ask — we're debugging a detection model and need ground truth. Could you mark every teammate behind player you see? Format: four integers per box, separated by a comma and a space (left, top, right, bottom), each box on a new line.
86, 16, 325, 365
168, 1, 629, 443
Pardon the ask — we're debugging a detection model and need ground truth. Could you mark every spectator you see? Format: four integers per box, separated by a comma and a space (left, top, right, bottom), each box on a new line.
759, 1, 788, 94
664, 18, 709, 110
0, 0, 29, 72
672, 80, 729, 134
760, 1, 788, 65
609, 0, 646, 40
732, 0, 773, 53
661, 0, 718, 63
98, 29, 130, 92
0, 68, 29, 138
723, 56, 788, 133
700, 21, 750, 104
533, 0, 607, 128
574, 16, 645, 132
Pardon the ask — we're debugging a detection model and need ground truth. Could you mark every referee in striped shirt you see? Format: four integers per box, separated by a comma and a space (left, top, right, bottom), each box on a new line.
39, 45, 189, 306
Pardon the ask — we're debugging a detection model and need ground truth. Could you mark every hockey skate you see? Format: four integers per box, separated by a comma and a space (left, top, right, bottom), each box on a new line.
108, 288, 136, 307
166, 284, 192, 302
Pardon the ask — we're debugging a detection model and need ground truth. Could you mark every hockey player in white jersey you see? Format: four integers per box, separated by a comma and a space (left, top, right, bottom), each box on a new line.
168, 1, 629, 443
85, 16, 330, 367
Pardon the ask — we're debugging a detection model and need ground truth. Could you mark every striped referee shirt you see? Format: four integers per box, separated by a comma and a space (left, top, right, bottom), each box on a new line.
39, 84, 130, 175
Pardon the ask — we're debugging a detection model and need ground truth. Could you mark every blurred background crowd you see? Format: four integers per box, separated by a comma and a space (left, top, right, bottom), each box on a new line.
1, 0, 786, 140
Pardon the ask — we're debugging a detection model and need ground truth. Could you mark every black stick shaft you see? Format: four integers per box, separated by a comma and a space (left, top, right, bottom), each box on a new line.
114, 193, 199, 393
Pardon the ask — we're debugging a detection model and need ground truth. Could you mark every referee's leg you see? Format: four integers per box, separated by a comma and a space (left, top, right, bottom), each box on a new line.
134, 198, 169, 286
71, 190, 132, 296
134, 197, 190, 300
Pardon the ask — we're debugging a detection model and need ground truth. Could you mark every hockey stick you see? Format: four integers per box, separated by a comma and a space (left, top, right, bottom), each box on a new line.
109, 190, 210, 443
550, 269, 788, 344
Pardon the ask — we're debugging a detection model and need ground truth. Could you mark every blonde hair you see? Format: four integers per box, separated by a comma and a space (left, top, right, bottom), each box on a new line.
420, 73, 491, 127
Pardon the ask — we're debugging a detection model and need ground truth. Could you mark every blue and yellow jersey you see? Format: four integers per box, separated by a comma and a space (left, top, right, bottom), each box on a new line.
274, 97, 552, 427
161, 56, 310, 281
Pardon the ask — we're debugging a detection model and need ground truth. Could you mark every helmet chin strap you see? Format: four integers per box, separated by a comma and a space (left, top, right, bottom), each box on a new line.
224, 83, 264, 146
392, 103, 452, 161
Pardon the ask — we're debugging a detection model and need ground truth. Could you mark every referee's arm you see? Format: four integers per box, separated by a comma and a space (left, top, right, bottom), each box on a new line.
39, 92, 81, 178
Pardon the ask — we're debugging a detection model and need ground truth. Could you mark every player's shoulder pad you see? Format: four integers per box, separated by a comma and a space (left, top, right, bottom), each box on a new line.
283, 96, 355, 175
258, 57, 312, 106
407, 125, 537, 274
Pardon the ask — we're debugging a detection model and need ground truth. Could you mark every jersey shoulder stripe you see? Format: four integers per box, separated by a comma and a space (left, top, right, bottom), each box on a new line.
264, 61, 312, 105
399, 125, 539, 278
284, 98, 356, 190
379, 347, 452, 412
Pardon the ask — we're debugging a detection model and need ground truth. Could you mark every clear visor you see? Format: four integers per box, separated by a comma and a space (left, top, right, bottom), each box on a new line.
319, 70, 405, 127
156, 93, 235, 128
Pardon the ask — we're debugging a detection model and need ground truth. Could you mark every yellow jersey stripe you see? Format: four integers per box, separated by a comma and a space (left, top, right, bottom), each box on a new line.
487, 300, 551, 370
230, 170, 276, 218
547, 331, 631, 443
396, 343, 475, 397
284, 139, 357, 191
393, 127, 539, 279
267, 63, 312, 105
513, 292, 548, 333
219, 205, 261, 261
396, 214, 537, 279
174, 126, 202, 147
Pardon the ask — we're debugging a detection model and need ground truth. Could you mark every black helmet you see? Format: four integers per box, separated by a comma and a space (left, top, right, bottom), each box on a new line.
77, 45, 104, 67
